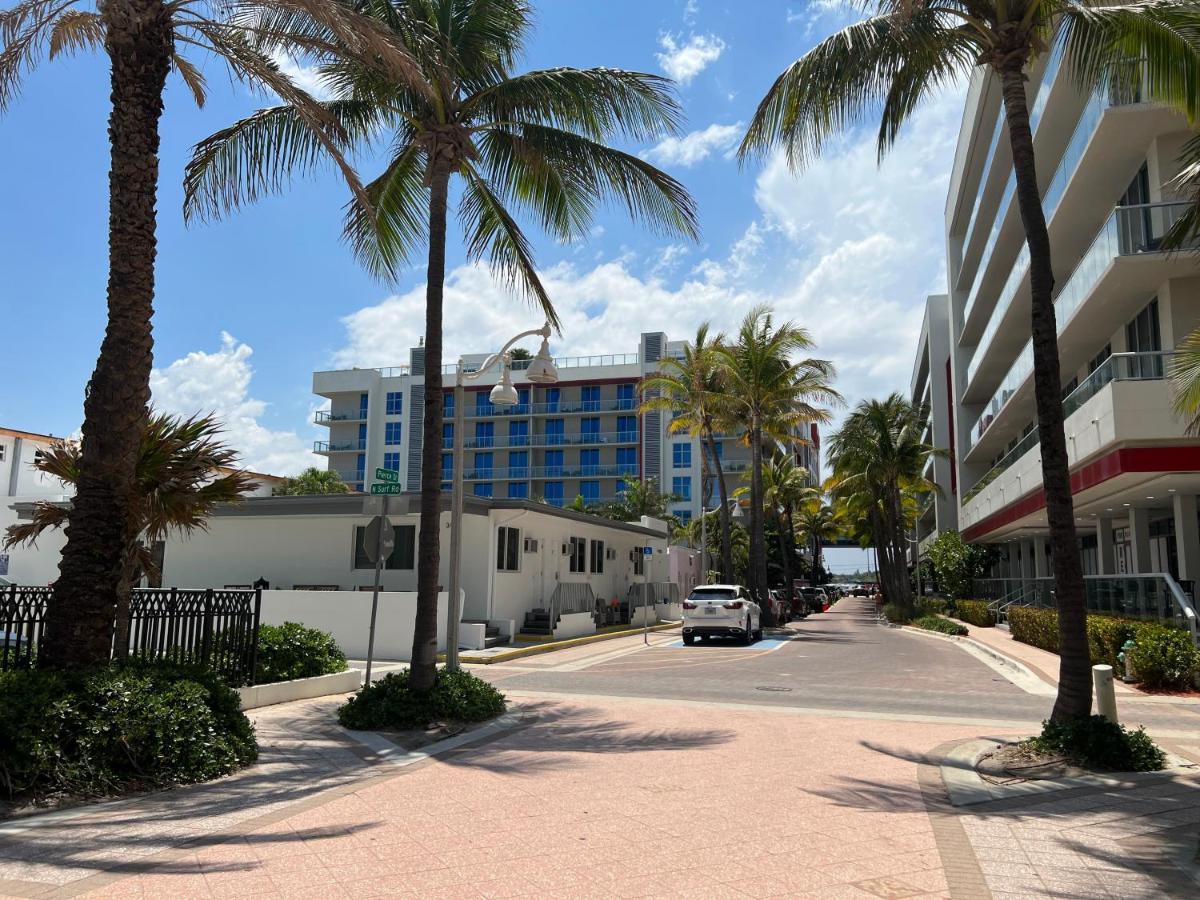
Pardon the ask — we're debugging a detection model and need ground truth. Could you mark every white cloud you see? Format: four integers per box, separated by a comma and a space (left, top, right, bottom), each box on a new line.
151, 333, 318, 476
683, 0, 699, 23
642, 122, 742, 167
271, 51, 335, 102
787, 0, 859, 36
656, 33, 725, 85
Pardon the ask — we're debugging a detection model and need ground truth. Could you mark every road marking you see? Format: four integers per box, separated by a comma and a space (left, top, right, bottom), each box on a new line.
661, 638, 792, 650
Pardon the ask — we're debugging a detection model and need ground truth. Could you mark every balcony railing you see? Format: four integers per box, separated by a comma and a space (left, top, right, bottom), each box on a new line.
315, 410, 367, 425
313, 439, 366, 453
542, 496, 622, 508
970, 203, 1189, 447
461, 464, 641, 481
334, 471, 363, 486
461, 397, 639, 417
964, 351, 1175, 503
452, 430, 640, 450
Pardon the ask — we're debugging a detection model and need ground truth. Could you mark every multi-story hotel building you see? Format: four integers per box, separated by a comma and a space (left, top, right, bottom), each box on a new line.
313, 332, 821, 524
911, 294, 958, 550
922, 48, 1200, 594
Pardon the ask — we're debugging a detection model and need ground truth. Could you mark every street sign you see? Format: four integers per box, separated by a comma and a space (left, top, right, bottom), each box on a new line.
642, 546, 653, 556
370, 482, 403, 495
374, 467, 398, 484
362, 515, 395, 564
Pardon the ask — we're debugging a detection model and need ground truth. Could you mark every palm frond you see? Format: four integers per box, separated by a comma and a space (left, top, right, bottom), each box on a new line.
342, 139, 427, 281
1163, 132, 1200, 251
0, 0, 77, 110
1170, 328, 1200, 434
172, 51, 208, 107
46, 8, 100, 59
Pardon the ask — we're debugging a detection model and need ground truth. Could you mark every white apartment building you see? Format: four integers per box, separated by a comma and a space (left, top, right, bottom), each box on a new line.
1, 428, 69, 582
925, 47, 1200, 598
313, 332, 821, 525
911, 295, 959, 551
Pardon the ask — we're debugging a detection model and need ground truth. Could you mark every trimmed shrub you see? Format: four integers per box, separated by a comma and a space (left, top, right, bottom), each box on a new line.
255, 622, 348, 684
1086, 616, 1139, 671
1127, 625, 1200, 690
955, 600, 996, 628
1008, 606, 1060, 652
916, 598, 950, 617
338, 667, 506, 731
1031, 715, 1165, 772
913, 616, 968, 636
882, 603, 910, 625
0, 663, 257, 801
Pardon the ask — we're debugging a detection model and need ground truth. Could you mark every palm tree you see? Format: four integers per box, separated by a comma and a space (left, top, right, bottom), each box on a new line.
598, 477, 681, 523
640, 323, 734, 580
0, 0, 411, 670
826, 396, 940, 616
184, 0, 698, 692
738, 0, 1200, 723
794, 500, 839, 583
4, 413, 259, 652
714, 306, 839, 621
274, 467, 351, 495
754, 453, 815, 605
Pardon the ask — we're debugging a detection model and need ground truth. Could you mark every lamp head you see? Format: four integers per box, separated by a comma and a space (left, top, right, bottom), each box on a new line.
524, 337, 559, 384
489, 359, 520, 407
730, 501, 745, 521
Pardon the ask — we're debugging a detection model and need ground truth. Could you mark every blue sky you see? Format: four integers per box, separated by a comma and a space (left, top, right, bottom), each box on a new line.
0, 0, 965, 521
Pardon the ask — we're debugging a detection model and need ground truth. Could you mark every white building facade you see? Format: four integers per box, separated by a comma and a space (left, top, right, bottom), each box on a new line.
1, 428, 69, 582
925, 49, 1200, 597
313, 332, 820, 525
911, 295, 958, 553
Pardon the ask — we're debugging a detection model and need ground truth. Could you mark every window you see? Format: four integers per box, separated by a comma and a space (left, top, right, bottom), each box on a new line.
616, 447, 637, 474
507, 482, 529, 499
355, 453, 366, 481
581, 386, 600, 411
385, 422, 402, 445
353, 524, 415, 569
444, 392, 455, 416
581, 417, 600, 437
475, 391, 493, 414
569, 536, 586, 572
1126, 299, 1163, 378
509, 450, 529, 476
474, 452, 494, 476
616, 416, 638, 441
1088, 345, 1112, 376
0, 444, 5, 462
580, 448, 599, 473
383, 452, 401, 472
516, 388, 530, 412
358, 423, 368, 447
617, 383, 635, 410
706, 441, 723, 462
475, 422, 494, 448
359, 393, 369, 417
544, 449, 564, 475
545, 419, 565, 445
545, 481, 564, 506
633, 548, 645, 576
497, 526, 521, 571
581, 481, 600, 503
442, 453, 453, 480
443, 422, 454, 448
590, 540, 605, 573
509, 420, 529, 446
386, 391, 403, 415
545, 387, 560, 412
474, 483, 493, 498
672, 476, 691, 501
673, 442, 691, 468
675, 509, 692, 525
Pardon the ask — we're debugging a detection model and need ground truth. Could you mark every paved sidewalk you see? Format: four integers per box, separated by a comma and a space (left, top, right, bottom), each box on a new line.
1, 692, 1197, 899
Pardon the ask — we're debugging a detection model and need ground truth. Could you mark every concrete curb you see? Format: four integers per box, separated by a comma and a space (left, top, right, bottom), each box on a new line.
339, 711, 530, 769
459, 623, 679, 665
237, 669, 364, 710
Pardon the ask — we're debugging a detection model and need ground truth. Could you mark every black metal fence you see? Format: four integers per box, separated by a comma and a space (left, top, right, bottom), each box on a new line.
0, 586, 262, 685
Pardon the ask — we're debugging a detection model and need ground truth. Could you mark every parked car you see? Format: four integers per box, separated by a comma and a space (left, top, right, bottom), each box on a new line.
682, 585, 761, 645
769, 589, 791, 624
800, 587, 828, 615
850, 583, 875, 597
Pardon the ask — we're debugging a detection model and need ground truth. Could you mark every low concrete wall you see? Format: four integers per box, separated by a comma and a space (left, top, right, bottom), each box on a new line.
459, 622, 486, 651
238, 669, 363, 710
259, 589, 452, 660
656, 602, 682, 622
553, 611, 597, 640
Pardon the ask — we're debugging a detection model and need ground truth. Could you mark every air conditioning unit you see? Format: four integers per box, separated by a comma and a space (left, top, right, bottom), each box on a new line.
606, 548, 616, 560
523, 537, 539, 553
562, 542, 570, 556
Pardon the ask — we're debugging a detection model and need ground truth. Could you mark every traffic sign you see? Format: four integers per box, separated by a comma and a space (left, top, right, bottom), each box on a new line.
643, 546, 653, 556
375, 467, 398, 483
370, 482, 402, 495
363, 515, 395, 564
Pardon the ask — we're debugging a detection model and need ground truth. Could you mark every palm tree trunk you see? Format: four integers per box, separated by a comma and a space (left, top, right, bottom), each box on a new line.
409, 166, 452, 693
776, 507, 792, 611
41, 0, 172, 671
891, 490, 913, 614
703, 428, 733, 580
998, 64, 1090, 722
749, 425, 772, 624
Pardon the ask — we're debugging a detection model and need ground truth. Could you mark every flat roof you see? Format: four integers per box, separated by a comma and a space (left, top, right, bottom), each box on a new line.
0, 427, 58, 443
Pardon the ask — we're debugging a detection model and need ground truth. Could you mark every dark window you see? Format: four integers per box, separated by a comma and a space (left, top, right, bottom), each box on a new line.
634, 548, 645, 576
590, 540, 605, 574
353, 524, 415, 569
569, 536, 586, 573
497, 526, 521, 572
1125, 299, 1162, 378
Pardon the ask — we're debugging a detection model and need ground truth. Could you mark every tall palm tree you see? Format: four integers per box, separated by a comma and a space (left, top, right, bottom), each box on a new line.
826, 396, 940, 615
755, 453, 815, 605
640, 323, 734, 581
739, 1, 1200, 721
185, 0, 699, 691
715, 306, 839, 621
0, 0, 411, 670
4, 413, 259, 652
795, 500, 839, 582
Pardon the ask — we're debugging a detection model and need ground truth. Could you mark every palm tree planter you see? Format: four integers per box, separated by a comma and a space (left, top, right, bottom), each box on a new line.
741, 0, 1200, 719
186, 0, 698, 691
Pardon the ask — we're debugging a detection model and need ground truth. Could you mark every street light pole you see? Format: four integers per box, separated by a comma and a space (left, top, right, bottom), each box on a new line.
446, 323, 557, 670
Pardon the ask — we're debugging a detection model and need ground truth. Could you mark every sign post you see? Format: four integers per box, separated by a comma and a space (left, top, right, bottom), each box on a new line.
362, 490, 395, 685
642, 545, 653, 645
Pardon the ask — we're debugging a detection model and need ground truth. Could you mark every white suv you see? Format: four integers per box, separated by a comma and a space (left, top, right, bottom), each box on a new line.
681, 585, 761, 645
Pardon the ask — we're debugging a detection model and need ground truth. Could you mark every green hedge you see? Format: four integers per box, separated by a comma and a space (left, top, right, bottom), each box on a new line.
0, 663, 257, 801
954, 600, 996, 628
255, 622, 348, 684
1032, 715, 1165, 772
913, 616, 968, 636
1009, 607, 1200, 690
338, 668, 506, 731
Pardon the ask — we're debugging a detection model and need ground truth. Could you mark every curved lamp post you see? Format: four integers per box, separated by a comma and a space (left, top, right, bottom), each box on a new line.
446, 323, 558, 669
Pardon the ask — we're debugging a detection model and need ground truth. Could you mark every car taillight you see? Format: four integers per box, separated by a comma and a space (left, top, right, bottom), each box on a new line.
682, 601, 697, 610
723, 601, 743, 609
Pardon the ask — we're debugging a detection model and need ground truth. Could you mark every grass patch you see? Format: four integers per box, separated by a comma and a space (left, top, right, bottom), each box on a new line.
912, 615, 968, 636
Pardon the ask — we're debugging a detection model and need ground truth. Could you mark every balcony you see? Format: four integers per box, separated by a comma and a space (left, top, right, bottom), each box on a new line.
968, 202, 1191, 456
461, 464, 641, 481
315, 410, 368, 426
333, 471, 364, 488
453, 430, 640, 450
313, 439, 366, 454
461, 397, 639, 418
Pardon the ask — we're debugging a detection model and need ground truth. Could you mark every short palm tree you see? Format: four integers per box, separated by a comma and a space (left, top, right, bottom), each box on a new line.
738, 0, 1200, 723
714, 306, 839, 620
794, 500, 839, 582
184, 0, 698, 692
749, 453, 815, 605
640, 323, 734, 581
0, 0, 410, 670
273, 467, 351, 495
4, 413, 259, 653
826, 396, 940, 616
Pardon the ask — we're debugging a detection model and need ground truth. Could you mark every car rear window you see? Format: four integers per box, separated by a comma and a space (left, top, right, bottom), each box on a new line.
689, 589, 736, 602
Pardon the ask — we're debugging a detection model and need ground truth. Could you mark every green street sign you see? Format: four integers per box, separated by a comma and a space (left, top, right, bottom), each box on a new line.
374, 467, 399, 483
370, 483, 402, 495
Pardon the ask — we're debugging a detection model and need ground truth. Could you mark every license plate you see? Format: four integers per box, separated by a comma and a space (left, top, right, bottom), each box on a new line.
704, 607, 717, 615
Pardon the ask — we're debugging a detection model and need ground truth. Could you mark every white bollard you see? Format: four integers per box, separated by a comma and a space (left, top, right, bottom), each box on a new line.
1093, 664, 1119, 724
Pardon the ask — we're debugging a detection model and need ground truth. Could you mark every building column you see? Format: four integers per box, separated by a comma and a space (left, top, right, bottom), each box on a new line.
1097, 517, 1116, 575
1128, 507, 1153, 574
1019, 541, 1035, 579
1173, 494, 1200, 587
1033, 537, 1049, 578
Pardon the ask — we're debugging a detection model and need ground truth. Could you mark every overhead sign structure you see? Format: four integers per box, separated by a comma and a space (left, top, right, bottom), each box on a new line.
374, 467, 399, 484
370, 483, 403, 495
